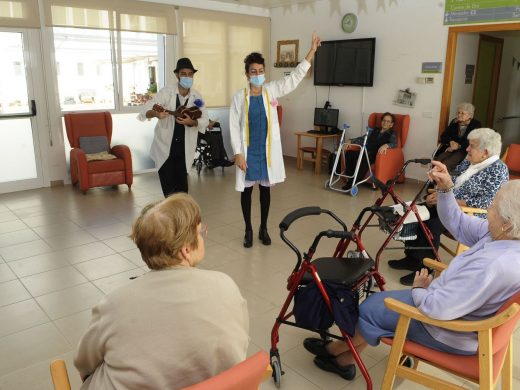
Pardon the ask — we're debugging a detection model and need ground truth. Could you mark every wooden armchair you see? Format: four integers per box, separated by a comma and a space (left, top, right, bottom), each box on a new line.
50, 352, 272, 390
381, 259, 520, 390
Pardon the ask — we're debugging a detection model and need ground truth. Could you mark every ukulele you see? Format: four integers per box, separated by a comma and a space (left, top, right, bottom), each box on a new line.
153, 104, 202, 120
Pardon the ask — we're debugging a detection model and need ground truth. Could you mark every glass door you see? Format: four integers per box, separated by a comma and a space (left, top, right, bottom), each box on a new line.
0, 29, 44, 193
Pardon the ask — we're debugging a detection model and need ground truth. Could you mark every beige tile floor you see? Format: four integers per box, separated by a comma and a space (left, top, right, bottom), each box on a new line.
0, 158, 518, 390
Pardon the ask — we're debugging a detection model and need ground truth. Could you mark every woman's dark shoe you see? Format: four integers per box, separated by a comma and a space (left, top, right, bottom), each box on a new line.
243, 230, 253, 248
388, 257, 421, 271
303, 338, 334, 358
342, 180, 353, 191
313, 356, 356, 380
258, 226, 271, 245
399, 271, 416, 286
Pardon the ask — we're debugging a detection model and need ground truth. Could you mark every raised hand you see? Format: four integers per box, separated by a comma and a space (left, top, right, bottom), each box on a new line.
428, 161, 453, 190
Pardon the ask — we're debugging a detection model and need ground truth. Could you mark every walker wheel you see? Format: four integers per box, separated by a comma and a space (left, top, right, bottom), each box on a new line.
271, 355, 283, 388
350, 185, 359, 196
324, 179, 331, 189
346, 250, 359, 258
196, 161, 202, 176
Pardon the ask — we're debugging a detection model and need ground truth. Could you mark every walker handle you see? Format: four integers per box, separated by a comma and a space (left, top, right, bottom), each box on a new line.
325, 230, 354, 239
412, 158, 431, 165
279, 207, 322, 231
370, 175, 388, 192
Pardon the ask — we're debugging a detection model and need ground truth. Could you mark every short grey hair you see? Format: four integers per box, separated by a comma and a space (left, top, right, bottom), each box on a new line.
497, 181, 520, 239
457, 102, 475, 117
467, 128, 502, 157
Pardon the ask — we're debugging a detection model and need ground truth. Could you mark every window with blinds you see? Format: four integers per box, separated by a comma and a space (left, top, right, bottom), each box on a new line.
44, 0, 175, 112
179, 7, 269, 107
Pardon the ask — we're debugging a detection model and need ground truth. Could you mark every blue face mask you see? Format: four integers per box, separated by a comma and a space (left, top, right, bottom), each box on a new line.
250, 74, 265, 87
179, 77, 193, 89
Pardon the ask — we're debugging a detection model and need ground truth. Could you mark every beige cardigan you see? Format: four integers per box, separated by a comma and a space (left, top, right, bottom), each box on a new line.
74, 267, 249, 389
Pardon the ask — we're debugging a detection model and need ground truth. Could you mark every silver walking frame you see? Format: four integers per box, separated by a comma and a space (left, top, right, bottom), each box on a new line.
325, 126, 373, 196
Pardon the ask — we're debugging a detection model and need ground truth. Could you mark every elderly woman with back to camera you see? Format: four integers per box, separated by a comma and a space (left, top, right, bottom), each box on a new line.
435, 102, 482, 172
74, 193, 249, 389
389, 127, 509, 285
302, 162, 520, 381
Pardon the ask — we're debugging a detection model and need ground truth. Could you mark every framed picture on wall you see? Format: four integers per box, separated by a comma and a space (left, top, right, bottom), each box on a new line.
277, 40, 299, 66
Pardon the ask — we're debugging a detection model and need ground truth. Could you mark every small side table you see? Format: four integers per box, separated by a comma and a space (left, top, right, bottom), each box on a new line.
294, 131, 341, 175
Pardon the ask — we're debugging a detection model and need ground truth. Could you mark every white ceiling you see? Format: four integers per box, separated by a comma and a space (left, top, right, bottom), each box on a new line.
205, 0, 317, 8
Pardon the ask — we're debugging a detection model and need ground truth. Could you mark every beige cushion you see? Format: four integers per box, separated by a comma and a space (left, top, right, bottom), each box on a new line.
86, 151, 118, 162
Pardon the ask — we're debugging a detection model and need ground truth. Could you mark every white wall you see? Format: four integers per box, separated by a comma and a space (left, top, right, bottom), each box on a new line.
493, 34, 520, 150
449, 33, 479, 118
270, 0, 450, 180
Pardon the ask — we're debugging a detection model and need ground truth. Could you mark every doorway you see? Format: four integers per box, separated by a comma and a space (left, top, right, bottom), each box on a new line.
473, 34, 503, 128
439, 23, 520, 139
0, 28, 46, 193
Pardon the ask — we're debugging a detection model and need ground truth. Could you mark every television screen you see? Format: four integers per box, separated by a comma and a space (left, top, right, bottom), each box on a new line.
314, 108, 339, 129
314, 38, 376, 86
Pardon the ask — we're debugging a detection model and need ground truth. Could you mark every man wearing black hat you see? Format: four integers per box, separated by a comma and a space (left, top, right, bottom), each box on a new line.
138, 58, 209, 197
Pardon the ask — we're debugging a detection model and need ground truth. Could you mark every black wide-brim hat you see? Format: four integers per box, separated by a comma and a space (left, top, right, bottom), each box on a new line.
174, 58, 198, 73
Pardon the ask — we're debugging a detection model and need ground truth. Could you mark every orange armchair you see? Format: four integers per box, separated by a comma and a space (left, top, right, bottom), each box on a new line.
64, 112, 133, 193
502, 144, 520, 180
182, 351, 271, 390
368, 112, 410, 184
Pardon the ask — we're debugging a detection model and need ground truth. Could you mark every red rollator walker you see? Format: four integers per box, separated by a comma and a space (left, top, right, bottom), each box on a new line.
269, 159, 440, 389
359, 158, 442, 269
269, 206, 388, 389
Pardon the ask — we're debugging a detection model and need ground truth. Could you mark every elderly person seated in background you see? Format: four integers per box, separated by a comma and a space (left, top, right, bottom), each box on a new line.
390, 127, 508, 285
341, 112, 397, 190
435, 102, 481, 172
303, 162, 520, 381
74, 193, 249, 389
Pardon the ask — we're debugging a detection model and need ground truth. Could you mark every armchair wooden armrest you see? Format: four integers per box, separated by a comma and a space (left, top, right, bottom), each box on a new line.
423, 258, 447, 276
460, 206, 487, 215
383, 298, 520, 332
50, 360, 72, 390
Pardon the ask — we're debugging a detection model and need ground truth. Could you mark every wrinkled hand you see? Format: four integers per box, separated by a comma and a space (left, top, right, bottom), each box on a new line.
449, 140, 460, 150
378, 144, 389, 155
428, 161, 454, 191
425, 192, 438, 206
176, 114, 196, 127
234, 154, 247, 172
413, 268, 433, 289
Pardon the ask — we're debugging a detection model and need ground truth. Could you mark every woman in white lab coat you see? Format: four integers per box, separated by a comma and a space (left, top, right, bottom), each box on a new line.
229, 33, 321, 248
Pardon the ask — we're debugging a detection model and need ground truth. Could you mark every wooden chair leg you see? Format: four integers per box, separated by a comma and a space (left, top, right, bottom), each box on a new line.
502, 339, 513, 390
478, 329, 494, 390
382, 316, 411, 390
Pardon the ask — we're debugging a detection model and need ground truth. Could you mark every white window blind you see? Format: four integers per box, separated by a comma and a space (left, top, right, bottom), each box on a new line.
43, 0, 176, 34
179, 7, 269, 107
0, 0, 40, 28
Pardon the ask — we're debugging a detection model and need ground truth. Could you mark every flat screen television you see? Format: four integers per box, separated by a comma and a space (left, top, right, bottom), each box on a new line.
314, 108, 339, 130
314, 38, 376, 86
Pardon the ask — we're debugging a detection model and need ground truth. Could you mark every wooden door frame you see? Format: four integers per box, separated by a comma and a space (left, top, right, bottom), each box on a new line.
439, 23, 520, 137
472, 34, 503, 127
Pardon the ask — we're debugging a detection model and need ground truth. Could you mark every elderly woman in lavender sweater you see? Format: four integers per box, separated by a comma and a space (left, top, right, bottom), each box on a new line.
302, 161, 520, 381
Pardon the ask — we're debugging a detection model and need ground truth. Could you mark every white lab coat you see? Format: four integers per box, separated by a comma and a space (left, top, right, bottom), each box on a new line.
229, 59, 311, 191
138, 83, 209, 170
